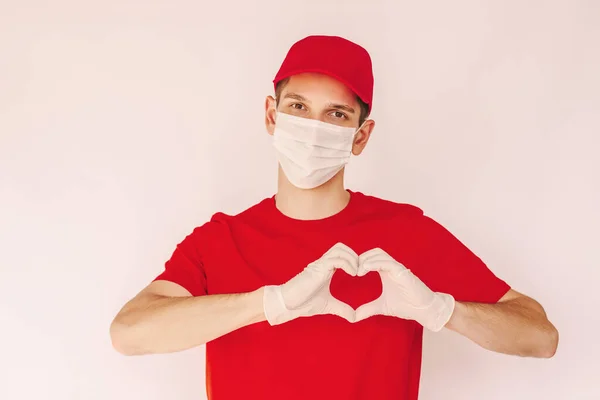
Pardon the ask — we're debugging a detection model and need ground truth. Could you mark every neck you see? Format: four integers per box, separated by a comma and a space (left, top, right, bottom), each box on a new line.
275, 167, 350, 221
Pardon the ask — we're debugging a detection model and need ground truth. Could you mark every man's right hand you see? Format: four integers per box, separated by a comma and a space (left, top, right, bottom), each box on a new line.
110, 242, 360, 355
263, 243, 359, 325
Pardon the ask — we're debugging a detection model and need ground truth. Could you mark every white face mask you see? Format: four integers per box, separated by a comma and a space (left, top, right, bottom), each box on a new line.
272, 112, 365, 189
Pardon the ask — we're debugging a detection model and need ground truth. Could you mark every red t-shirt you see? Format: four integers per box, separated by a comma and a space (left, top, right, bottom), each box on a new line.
154, 191, 510, 400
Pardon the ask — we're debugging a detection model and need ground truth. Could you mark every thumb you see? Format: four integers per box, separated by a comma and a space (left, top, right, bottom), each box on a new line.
354, 298, 385, 322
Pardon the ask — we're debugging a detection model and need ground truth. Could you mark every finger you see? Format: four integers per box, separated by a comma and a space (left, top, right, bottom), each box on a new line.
333, 251, 359, 275
358, 250, 407, 277
308, 255, 356, 277
358, 247, 392, 263
357, 248, 383, 277
359, 259, 401, 276
325, 256, 357, 277
358, 258, 396, 276
358, 249, 391, 276
359, 251, 401, 268
326, 242, 359, 259
357, 263, 376, 277
354, 298, 385, 322
329, 244, 360, 274
317, 244, 359, 275
324, 297, 356, 323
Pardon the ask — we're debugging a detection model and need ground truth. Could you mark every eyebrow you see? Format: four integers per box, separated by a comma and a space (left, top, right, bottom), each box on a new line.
283, 93, 308, 102
328, 103, 356, 114
282, 92, 356, 114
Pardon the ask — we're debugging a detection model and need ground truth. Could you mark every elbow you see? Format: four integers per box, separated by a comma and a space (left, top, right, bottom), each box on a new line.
521, 299, 559, 358
110, 316, 145, 356
537, 323, 559, 358
542, 324, 559, 358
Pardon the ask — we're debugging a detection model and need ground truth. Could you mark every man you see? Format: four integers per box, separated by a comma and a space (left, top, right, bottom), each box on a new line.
110, 35, 558, 400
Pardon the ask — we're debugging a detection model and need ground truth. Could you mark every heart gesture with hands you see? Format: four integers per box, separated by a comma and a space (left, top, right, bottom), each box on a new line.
263, 244, 455, 332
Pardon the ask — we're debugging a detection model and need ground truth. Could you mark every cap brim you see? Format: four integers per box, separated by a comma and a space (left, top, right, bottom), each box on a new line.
273, 68, 371, 111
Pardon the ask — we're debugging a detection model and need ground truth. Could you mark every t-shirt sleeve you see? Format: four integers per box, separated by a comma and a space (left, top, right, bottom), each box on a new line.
153, 226, 208, 297
416, 216, 510, 303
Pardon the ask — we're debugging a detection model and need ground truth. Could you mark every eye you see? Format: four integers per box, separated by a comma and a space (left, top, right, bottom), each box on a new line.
290, 103, 306, 110
331, 111, 348, 119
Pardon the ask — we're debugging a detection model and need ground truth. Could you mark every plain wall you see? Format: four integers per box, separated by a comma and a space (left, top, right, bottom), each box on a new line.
1, 1, 598, 399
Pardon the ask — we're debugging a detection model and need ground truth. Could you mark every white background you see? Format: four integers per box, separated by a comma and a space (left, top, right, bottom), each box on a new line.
1, 1, 598, 399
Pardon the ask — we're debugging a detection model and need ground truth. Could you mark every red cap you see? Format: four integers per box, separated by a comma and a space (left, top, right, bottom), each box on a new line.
273, 35, 374, 111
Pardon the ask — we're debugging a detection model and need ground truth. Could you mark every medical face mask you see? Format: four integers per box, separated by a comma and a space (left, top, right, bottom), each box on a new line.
273, 112, 365, 189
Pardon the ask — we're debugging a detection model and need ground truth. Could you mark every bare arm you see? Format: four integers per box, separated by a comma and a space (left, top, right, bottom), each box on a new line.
445, 289, 559, 358
110, 280, 266, 356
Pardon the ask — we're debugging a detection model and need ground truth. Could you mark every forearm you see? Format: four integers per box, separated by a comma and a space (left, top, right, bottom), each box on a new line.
445, 296, 558, 358
110, 287, 266, 355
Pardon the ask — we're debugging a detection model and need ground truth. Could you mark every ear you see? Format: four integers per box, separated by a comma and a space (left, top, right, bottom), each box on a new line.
351, 119, 375, 156
265, 96, 277, 136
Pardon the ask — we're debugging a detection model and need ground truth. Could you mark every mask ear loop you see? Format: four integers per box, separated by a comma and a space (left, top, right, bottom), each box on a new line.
349, 120, 369, 157
353, 120, 368, 137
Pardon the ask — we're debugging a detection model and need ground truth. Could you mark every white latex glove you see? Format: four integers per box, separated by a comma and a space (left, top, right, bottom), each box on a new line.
263, 243, 359, 325
354, 248, 455, 332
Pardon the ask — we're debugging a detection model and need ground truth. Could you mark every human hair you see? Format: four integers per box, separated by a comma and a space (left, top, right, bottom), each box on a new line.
274, 77, 370, 126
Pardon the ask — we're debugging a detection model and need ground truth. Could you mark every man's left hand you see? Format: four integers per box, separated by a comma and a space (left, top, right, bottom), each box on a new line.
354, 248, 455, 331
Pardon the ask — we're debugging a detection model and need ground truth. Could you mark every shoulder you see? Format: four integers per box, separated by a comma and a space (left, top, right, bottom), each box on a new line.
185, 197, 273, 239
352, 192, 454, 238
352, 191, 425, 221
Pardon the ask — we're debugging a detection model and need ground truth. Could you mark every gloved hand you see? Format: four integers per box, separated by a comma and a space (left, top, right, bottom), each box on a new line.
354, 248, 455, 332
263, 243, 358, 325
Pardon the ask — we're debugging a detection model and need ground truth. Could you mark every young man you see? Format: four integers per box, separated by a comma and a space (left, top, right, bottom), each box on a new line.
110, 35, 558, 400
